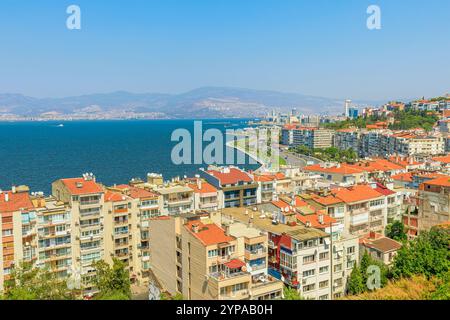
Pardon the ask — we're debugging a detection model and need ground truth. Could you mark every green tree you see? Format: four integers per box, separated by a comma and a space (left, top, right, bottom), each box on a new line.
347, 266, 365, 295
283, 286, 304, 300
2, 262, 74, 300
386, 221, 408, 242
93, 258, 131, 300
391, 227, 450, 280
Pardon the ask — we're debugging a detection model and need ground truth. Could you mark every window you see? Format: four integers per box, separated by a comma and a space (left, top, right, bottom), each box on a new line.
319, 280, 329, 289
347, 260, 355, 269
347, 246, 355, 254
334, 264, 342, 272
303, 269, 315, 278
319, 252, 329, 261
303, 254, 315, 264
280, 252, 297, 270
370, 199, 385, 207
319, 294, 329, 300
2, 229, 13, 237
303, 284, 315, 292
208, 249, 218, 258
319, 266, 329, 274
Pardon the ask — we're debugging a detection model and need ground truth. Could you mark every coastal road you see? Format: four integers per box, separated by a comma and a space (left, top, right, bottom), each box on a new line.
277, 145, 323, 168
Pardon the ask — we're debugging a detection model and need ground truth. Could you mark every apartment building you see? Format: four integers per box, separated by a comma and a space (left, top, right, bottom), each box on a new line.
52, 175, 105, 293
149, 213, 283, 300
334, 129, 361, 153
417, 176, 450, 232
281, 126, 334, 149
0, 187, 36, 292
304, 159, 405, 184
325, 184, 389, 236
33, 196, 73, 280
187, 178, 221, 211
200, 166, 258, 208
221, 207, 335, 300
253, 172, 286, 203
109, 184, 161, 282
155, 185, 194, 215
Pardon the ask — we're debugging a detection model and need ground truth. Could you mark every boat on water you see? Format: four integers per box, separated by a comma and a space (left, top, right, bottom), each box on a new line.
57, 124, 64, 127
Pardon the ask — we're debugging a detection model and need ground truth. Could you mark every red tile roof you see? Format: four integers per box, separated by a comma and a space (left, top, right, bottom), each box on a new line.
0, 191, 34, 213
206, 168, 253, 185
305, 159, 404, 175
184, 221, 235, 246
60, 178, 103, 195
374, 182, 396, 196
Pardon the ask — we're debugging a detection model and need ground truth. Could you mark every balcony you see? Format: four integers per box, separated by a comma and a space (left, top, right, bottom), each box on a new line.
199, 202, 218, 209
245, 248, 266, 260
220, 289, 250, 300
349, 206, 368, 216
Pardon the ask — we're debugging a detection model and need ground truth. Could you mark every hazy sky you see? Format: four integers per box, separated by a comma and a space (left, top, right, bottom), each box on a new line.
0, 0, 449, 100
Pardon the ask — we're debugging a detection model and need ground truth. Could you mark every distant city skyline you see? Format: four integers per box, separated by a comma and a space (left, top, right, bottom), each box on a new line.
0, 0, 449, 100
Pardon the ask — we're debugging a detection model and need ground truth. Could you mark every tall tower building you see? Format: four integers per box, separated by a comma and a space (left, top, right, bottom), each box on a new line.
345, 100, 352, 117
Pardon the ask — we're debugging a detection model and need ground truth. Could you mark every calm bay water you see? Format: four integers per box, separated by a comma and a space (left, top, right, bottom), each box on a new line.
0, 119, 259, 194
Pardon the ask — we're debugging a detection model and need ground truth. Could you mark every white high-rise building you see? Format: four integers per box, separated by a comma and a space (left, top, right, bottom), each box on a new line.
345, 100, 352, 117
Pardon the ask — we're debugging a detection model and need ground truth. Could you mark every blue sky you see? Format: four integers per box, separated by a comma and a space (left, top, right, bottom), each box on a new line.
0, 0, 448, 100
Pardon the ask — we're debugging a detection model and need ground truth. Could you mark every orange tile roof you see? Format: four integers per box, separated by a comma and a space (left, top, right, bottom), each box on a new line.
206, 168, 253, 185
304, 159, 404, 175
422, 176, 450, 188
115, 184, 158, 199
184, 221, 235, 246
187, 181, 217, 194
105, 190, 128, 202
0, 191, 34, 213
60, 178, 103, 196
224, 259, 246, 269
432, 155, 450, 164
296, 214, 337, 229
311, 195, 343, 206
331, 184, 384, 203
271, 200, 295, 214
392, 172, 413, 182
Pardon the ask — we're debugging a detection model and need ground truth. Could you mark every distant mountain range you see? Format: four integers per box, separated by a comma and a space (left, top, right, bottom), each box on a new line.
0, 87, 388, 119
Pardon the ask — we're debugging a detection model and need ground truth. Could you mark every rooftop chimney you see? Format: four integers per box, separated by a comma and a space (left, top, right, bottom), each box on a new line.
4, 192, 9, 202
197, 178, 202, 190
224, 224, 230, 236
11, 186, 16, 194
191, 223, 199, 234
318, 214, 324, 225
